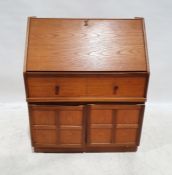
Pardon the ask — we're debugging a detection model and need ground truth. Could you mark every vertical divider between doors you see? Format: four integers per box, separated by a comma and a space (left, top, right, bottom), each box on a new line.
82, 105, 87, 150
84, 77, 89, 151
55, 110, 60, 145
111, 109, 117, 144
85, 105, 91, 148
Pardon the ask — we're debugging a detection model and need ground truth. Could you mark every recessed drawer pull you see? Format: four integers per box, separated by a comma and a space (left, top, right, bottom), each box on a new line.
55, 85, 60, 95
113, 86, 119, 94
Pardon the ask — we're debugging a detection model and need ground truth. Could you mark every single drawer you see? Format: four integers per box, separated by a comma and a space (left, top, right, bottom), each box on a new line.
26, 74, 147, 101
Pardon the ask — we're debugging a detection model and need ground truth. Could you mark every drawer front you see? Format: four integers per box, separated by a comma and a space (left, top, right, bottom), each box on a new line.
26, 75, 147, 101
87, 76, 146, 97
29, 105, 85, 148
27, 76, 86, 98
87, 104, 144, 147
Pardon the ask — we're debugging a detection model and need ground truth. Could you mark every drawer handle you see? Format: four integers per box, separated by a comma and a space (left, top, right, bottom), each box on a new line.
55, 85, 60, 95
113, 86, 119, 94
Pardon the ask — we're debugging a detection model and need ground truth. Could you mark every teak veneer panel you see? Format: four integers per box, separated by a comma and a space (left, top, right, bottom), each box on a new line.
29, 104, 144, 150
87, 104, 144, 147
24, 17, 149, 153
25, 18, 148, 72
30, 105, 85, 148
27, 75, 147, 100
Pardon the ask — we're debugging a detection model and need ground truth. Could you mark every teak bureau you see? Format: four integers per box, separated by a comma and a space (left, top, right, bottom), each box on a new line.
23, 17, 149, 152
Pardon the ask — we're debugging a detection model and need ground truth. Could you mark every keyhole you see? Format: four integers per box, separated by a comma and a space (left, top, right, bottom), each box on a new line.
84, 20, 89, 26
113, 86, 119, 94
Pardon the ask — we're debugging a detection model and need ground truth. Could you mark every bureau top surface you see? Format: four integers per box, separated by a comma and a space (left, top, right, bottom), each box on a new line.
25, 18, 149, 72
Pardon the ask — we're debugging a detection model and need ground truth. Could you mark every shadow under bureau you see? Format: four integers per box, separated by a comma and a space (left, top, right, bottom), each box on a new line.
23, 17, 149, 152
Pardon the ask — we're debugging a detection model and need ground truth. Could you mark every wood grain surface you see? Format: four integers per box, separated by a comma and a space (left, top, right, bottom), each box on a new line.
26, 18, 148, 72
30, 105, 85, 148
27, 75, 146, 98
87, 104, 143, 146
24, 18, 149, 152
29, 104, 144, 149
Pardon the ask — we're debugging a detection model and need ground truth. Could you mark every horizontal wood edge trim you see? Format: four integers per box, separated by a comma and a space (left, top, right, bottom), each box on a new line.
116, 124, 138, 129
89, 104, 144, 109
32, 125, 82, 129
59, 126, 82, 129
34, 146, 137, 152
34, 143, 82, 148
30, 105, 84, 110
34, 142, 136, 148
27, 97, 146, 103
89, 124, 139, 129
32, 124, 139, 129
83, 142, 136, 146
90, 124, 113, 129
32, 125, 56, 129
25, 71, 149, 76
30, 17, 144, 20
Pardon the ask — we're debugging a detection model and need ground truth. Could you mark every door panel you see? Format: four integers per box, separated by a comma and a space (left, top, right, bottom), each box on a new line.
116, 110, 140, 124
87, 105, 143, 146
33, 129, 57, 145
60, 128, 83, 145
90, 128, 112, 144
90, 110, 113, 124
59, 110, 82, 126
115, 128, 138, 144
30, 105, 84, 148
32, 110, 56, 125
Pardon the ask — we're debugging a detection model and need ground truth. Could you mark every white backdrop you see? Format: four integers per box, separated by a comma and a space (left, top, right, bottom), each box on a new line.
1, 1, 172, 175
0, 0, 172, 104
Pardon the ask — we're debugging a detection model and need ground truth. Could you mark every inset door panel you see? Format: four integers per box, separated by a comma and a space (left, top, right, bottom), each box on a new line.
89, 128, 112, 144
59, 110, 82, 126
116, 110, 140, 124
90, 110, 113, 124
32, 110, 56, 125
33, 129, 57, 145
60, 128, 83, 145
115, 128, 138, 144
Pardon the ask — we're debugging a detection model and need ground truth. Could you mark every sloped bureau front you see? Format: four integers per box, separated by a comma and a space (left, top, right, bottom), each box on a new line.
24, 17, 149, 153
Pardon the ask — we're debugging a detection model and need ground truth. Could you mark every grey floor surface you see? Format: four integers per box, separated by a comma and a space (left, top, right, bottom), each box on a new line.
0, 103, 172, 175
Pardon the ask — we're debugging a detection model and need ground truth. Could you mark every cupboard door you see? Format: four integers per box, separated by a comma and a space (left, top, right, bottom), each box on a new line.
30, 105, 85, 148
87, 105, 144, 147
